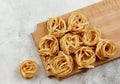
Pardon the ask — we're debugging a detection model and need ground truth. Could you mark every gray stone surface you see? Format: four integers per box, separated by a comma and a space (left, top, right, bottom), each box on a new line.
0, 0, 120, 84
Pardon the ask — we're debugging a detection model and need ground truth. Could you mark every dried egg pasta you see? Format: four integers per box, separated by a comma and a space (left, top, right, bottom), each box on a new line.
68, 12, 89, 33
95, 39, 116, 60
38, 35, 59, 56
81, 26, 101, 46
60, 33, 82, 54
47, 17, 69, 37
75, 47, 96, 69
19, 60, 38, 79
50, 51, 74, 78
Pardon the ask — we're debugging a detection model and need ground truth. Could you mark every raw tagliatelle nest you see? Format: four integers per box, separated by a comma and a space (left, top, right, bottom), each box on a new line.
50, 51, 74, 78
68, 12, 89, 33
38, 35, 59, 56
38, 12, 117, 78
19, 60, 38, 79
95, 39, 116, 60
47, 17, 69, 37
60, 33, 82, 54
81, 26, 101, 46
75, 47, 96, 69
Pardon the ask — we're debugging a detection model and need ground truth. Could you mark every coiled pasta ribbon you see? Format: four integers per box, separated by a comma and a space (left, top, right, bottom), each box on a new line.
68, 12, 89, 33
81, 27, 101, 46
38, 35, 59, 56
50, 51, 74, 78
75, 47, 96, 69
60, 33, 82, 54
95, 39, 116, 60
19, 60, 38, 79
47, 17, 69, 37
43, 56, 52, 71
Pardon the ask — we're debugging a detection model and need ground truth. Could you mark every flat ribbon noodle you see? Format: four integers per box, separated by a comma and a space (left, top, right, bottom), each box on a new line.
68, 12, 89, 33
75, 47, 96, 69
50, 51, 74, 78
47, 17, 69, 37
60, 33, 82, 54
82, 27, 101, 46
95, 39, 116, 60
38, 35, 59, 56
20, 60, 38, 79
43, 56, 52, 71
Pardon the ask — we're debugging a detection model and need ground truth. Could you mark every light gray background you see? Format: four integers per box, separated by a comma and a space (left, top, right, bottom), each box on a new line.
0, 0, 120, 84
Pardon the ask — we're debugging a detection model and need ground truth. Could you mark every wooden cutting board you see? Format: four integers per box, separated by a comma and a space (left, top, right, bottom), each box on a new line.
32, 0, 120, 80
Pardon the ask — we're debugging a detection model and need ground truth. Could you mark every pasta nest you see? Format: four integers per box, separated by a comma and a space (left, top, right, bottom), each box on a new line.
81, 27, 101, 46
38, 35, 59, 56
47, 17, 69, 37
50, 51, 74, 78
68, 12, 89, 33
60, 33, 82, 54
95, 39, 116, 60
19, 60, 38, 79
75, 47, 96, 69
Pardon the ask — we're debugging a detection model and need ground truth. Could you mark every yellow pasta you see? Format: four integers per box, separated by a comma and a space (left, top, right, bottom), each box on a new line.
47, 17, 69, 37
68, 12, 89, 33
50, 51, 74, 78
19, 60, 38, 79
75, 47, 96, 69
37, 12, 117, 78
95, 39, 116, 60
81, 26, 101, 46
38, 35, 59, 56
60, 33, 82, 54
43, 56, 52, 71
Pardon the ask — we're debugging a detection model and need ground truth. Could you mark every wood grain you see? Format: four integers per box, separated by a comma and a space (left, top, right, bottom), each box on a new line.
32, 0, 120, 80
